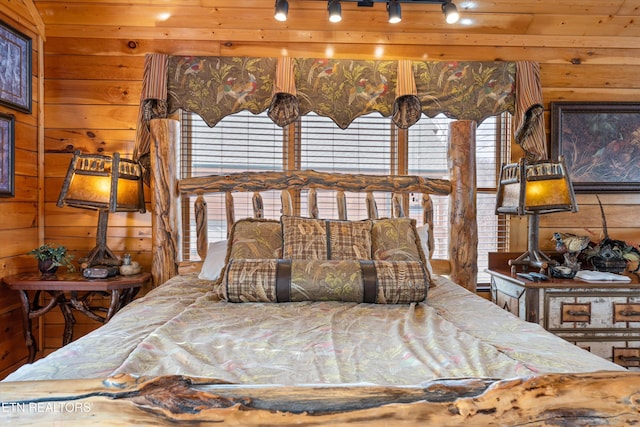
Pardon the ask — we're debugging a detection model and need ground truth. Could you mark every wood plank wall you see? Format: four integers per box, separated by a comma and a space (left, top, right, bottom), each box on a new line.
1, 0, 640, 378
0, 1, 43, 379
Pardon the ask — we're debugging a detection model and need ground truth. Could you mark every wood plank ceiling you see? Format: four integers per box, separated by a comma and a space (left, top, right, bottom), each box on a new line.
34, 0, 640, 59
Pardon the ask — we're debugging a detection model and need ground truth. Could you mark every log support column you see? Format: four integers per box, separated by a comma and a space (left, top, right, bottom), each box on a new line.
448, 120, 478, 292
150, 118, 180, 287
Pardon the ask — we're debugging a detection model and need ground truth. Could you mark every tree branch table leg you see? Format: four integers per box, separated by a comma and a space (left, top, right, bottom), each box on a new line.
56, 293, 76, 346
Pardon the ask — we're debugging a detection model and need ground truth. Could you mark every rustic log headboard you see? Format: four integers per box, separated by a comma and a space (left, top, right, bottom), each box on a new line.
147, 118, 478, 291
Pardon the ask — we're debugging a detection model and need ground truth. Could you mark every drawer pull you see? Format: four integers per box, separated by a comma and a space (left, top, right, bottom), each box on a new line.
619, 310, 640, 317
618, 355, 640, 363
567, 310, 590, 316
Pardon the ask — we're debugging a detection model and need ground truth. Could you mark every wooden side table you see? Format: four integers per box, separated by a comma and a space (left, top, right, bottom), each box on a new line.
2, 272, 150, 363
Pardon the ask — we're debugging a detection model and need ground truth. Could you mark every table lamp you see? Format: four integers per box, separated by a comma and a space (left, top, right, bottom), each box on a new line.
495, 157, 578, 272
57, 150, 146, 268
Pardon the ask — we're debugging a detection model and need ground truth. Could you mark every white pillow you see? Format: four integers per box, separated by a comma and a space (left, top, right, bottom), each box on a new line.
416, 225, 433, 274
198, 240, 228, 280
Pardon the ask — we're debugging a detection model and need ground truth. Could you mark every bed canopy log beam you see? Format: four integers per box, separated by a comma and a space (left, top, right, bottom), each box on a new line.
178, 169, 452, 196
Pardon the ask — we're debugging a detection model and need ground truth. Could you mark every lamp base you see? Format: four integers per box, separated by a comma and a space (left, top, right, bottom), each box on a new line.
507, 213, 558, 274
508, 250, 557, 274
81, 244, 122, 269
81, 209, 122, 269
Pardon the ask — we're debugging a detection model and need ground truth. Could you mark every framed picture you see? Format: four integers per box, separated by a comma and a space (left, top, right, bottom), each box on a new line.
550, 101, 640, 193
0, 20, 32, 113
0, 112, 15, 197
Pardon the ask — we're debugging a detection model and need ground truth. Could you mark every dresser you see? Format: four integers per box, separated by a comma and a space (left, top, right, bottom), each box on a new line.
486, 253, 640, 369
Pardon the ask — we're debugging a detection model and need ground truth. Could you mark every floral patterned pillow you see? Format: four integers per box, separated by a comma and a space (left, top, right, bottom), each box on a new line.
228, 218, 282, 259
371, 218, 424, 263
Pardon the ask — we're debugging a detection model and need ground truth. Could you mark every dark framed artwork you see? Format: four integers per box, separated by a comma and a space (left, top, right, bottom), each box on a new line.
0, 20, 32, 113
550, 102, 640, 193
0, 112, 15, 197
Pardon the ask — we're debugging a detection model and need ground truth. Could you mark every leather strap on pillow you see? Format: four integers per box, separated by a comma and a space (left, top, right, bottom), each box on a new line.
275, 259, 292, 302
360, 260, 377, 304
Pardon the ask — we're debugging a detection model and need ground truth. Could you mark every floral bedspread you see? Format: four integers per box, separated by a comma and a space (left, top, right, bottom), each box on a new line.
4, 274, 623, 384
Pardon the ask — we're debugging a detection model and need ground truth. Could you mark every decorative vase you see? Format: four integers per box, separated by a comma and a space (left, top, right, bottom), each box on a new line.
38, 259, 58, 275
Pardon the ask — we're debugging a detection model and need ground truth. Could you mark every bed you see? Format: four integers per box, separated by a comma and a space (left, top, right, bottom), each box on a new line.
2, 119, 639, 425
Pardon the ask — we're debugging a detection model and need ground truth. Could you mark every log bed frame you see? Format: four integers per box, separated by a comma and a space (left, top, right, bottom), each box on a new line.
2, 118, 639, 425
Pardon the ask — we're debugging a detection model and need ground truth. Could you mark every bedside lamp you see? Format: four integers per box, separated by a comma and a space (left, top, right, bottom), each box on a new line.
57, 151, 146, 268
495, 157, 578, 272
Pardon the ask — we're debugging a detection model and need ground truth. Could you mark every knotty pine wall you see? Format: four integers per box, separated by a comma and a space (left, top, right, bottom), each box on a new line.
0, 1, 43, 379
1, 0, 640, 378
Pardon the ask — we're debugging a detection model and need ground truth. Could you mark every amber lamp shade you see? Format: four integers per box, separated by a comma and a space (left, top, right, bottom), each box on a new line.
495, 157, 578, 271
57, 151, 146, 268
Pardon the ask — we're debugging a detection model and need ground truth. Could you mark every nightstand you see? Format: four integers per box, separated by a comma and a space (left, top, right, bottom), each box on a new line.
2, 271, 150, 363
486, 253, 640, 369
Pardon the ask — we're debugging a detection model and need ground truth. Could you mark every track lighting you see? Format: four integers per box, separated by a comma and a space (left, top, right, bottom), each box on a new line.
274, 1, 459, 25
274, 0, 288, 22
387, 0, 401, 24
442, 1, 459, 24
328, 0, 342, 23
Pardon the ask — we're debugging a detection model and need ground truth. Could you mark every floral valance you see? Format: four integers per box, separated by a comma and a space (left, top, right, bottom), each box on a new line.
134, 55, 546, 182
165, 57, 516, 129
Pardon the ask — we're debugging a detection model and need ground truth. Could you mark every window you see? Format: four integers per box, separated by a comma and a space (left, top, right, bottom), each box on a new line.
180, 110, 510, 284
407, 114, 511, 283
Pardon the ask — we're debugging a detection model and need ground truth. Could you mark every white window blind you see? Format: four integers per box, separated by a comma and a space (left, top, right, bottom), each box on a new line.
180, 111, 285, 252
180, 109, 510, 285
299, 113, 394, 219
407, 114, 511, 283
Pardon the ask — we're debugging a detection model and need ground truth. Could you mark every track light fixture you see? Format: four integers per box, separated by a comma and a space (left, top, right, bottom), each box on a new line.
274, 1, 459, 25
387, 0, 401, 24
442, 0, 459, 24
328, 0, 342, 23
274, 0, 289, 22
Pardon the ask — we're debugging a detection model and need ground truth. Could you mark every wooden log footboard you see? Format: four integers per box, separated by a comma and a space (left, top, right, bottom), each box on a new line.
1, 372, 639, 425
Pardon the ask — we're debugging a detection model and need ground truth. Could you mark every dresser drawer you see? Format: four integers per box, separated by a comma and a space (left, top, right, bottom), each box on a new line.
565, 338, 640, 369
545, 291, 640, 331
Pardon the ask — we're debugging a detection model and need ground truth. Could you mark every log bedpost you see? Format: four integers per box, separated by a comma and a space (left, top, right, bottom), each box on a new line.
252, 192, 264, 218
194, 194, 207, 261
150, 118, 180, 287
422, 194, 435, 258
225, 192, 235, 235
448, 120, 478, 292
366, 192, 378, 219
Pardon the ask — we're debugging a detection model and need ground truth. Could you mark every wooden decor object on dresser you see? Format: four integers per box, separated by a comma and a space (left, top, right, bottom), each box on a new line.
487, 252, 640, 369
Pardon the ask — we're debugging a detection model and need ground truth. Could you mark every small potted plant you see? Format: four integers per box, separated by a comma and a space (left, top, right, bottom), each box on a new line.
28, 243, 76, 275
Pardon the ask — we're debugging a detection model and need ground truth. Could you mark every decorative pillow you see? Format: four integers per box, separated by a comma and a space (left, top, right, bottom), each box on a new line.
371, 218, 423, 262
281, 216, 372, 260
222, 259, 427, 304
198, 240, 228, 281
228, 218, 282, 259
212, 218, 283, 287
